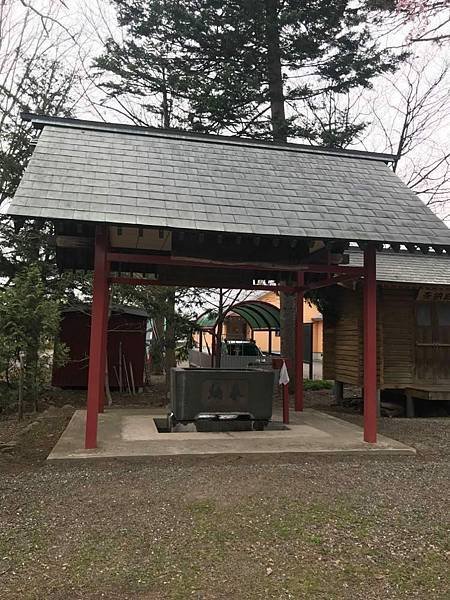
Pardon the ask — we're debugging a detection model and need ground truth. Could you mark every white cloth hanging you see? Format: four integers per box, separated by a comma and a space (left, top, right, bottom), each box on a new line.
279, 361, 290, 386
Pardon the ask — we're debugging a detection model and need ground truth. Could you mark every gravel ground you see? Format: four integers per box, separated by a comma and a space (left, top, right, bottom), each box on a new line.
0, 389, 448, 600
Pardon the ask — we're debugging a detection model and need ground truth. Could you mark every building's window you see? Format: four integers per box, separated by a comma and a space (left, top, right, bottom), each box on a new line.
275, 329, 280, 337
416, 303, 432, 326
437, 303, 450, 326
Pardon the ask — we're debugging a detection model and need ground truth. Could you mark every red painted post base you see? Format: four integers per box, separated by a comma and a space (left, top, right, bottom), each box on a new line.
282, 384, 289, 424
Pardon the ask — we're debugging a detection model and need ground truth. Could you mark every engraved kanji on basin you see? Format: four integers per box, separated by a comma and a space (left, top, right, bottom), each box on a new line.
170, 367, 274, 431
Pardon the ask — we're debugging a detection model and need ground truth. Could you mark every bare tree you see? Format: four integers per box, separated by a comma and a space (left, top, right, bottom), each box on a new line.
368, 55, 449, 217
396, 1, 450, 44
199, 289, 256, 367
0, 1, 93, 203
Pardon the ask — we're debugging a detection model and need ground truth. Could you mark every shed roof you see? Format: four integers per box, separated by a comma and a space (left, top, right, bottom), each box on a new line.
5, 114, 450, 250
61, 303, 148, 318
347, 249, 450, 286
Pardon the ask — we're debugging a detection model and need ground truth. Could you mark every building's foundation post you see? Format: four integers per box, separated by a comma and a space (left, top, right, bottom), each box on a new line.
405, 392, 415, 418
363, 244, 377, 443
85, 225, 109, 449
334, 381, 344, 405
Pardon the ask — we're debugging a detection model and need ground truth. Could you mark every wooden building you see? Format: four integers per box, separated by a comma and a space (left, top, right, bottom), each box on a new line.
323, 250, 450, 415
52, 305, 148, 390
6, 114, 450, 448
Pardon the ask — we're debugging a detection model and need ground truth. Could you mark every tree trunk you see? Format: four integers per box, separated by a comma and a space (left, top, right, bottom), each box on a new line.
152, 315, 164, 375
105, 295, 113, 406
280, 289, 296, 389
214, 288, 224, 368
33, 371, 38, 413
264, 0, 296, 380
25, 341, 40, 412
17, 352, 24, 421
264, 0, 287, 142
164, 290, 176, 394
161, 66, 171, 129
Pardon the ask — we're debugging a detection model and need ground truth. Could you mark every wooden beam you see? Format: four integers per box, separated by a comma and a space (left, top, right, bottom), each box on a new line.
107, 252, 364, 275
56, 235, 91, 248
109, 276, 297, 293
304, 273, 363, 292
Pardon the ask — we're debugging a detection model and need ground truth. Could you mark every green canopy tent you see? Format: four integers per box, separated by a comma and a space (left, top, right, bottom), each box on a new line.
196, 300, 314, 372
196, 300, 280, 355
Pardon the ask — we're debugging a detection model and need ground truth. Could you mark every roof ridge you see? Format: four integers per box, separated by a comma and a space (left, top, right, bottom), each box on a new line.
22, 112, 397, 163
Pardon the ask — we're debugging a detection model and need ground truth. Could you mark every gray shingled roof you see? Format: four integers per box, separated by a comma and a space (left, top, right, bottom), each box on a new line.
348, 249, 450, 285
5, 116, 450, 248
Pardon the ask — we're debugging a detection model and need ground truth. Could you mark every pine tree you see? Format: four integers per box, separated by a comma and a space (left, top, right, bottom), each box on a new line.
98, 0, 404, 140
98, 0, 406, 371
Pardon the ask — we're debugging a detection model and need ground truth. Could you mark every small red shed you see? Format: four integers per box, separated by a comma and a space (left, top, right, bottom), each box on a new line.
52, 305, 148, 390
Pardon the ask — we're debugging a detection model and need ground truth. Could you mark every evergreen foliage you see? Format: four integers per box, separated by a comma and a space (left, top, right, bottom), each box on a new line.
96, 0, 406, 368
0, 264, 67, 414
0, 58, 80, 415
1, 57, 77, 205
97, 0, 405, 144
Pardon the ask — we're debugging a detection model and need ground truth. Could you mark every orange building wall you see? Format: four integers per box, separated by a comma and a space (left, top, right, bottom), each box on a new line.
251, 291, 323, 355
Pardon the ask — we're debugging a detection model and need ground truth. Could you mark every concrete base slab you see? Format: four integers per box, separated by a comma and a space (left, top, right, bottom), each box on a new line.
48, 408, 415, 461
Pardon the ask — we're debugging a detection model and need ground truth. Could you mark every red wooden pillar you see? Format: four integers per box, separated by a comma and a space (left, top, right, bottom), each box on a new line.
282, 382, 290, 424
295, 272, 304, 411
85, 225, 109, 449
98, 281, 110, 414
363, 244, 377, 443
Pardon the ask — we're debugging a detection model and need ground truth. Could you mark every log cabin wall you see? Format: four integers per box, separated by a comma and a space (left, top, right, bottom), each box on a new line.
323, 283, 450, 389
322, 287, 363, 385
322, 286, 382, 386
335, 288, 363, 385
380, 286, 415, 387
322, 324, 336, 380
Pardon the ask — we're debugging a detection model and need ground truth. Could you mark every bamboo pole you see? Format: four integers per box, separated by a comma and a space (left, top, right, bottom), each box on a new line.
123, 354, 132, 395
113, 366, 120, 389
18, 352, 24, 421
129, 361, 136, 395
118, 342, 123, 393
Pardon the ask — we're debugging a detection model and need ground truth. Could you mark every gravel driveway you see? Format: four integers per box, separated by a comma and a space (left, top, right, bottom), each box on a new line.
0, 394, 448, 599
